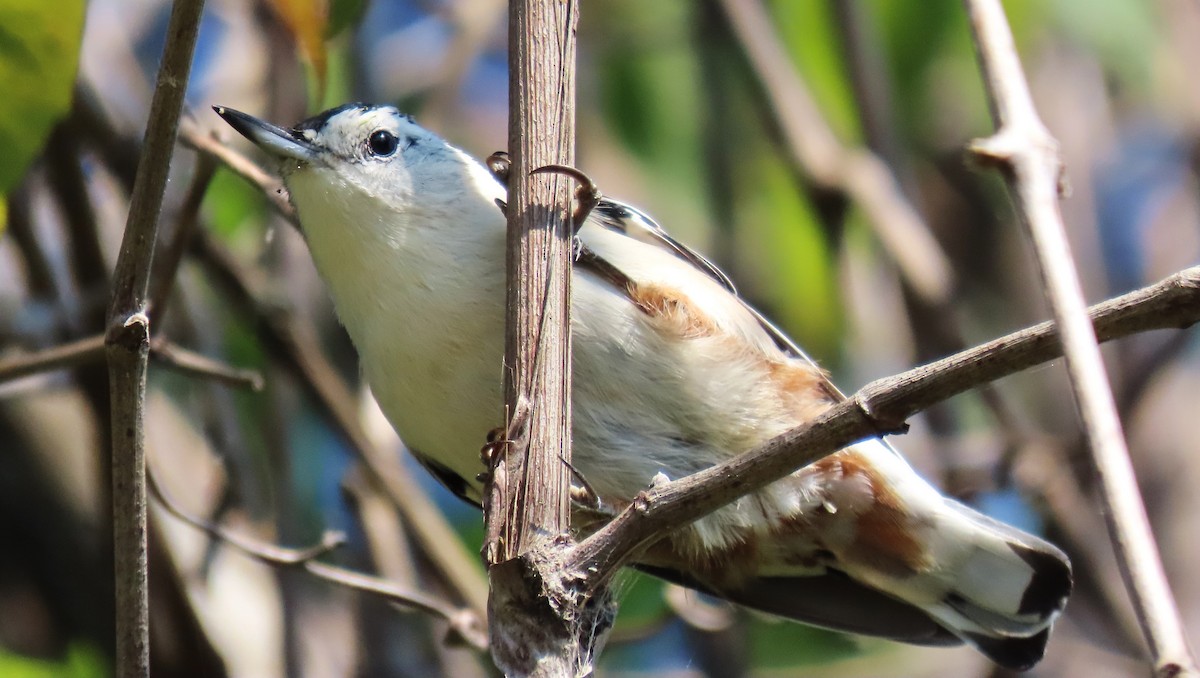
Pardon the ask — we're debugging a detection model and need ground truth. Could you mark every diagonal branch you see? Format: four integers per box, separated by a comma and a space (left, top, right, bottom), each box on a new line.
718, 0, 954, 307
0, 335, 106, 384
562, 266, 1200, 586
149, 340, 263, 390
178, 117, 296, 219
962, 1, 1198, 676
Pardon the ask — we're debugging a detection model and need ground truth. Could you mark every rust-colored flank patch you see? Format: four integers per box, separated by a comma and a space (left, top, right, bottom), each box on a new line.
767, 360, 834, 420
627, 281, 718, 338
811, 451, 928, 576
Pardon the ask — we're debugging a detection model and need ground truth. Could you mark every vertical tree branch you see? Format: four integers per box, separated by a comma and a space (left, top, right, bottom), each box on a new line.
491, 0, 576, 563
104, 0, 206, 675
962, 1, 1197, 676
485, 0, 591, 675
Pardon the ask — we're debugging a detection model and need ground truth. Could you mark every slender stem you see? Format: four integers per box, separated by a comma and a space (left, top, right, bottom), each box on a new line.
103, 1, 206, 675
149, 340, 263, 390
0, 335, 105, 384
963, 2, 1196, 675
0, 334, 261, 392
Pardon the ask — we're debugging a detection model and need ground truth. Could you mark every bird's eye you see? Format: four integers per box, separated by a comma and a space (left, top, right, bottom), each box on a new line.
367, 129, 399, 157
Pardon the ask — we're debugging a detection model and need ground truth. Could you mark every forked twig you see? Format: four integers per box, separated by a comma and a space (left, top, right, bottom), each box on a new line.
147, 464, 488, 650
962, 1, 1198, 675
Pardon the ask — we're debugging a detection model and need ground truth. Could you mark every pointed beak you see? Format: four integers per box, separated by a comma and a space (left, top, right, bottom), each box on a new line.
213, 106, 317, 162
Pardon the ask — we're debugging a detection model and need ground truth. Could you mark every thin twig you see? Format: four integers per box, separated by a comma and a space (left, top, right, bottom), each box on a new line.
147, 465, 488, 650
0, 334, 262, 391
561, 266, 1200, 586
178, 117, 295, 219
962, 2, 1197, 676
0, 335, 106, 385
718, 0, 954, 308
150, 340, 264, 390
104, 1, 206, 675
149, 147, 218, 326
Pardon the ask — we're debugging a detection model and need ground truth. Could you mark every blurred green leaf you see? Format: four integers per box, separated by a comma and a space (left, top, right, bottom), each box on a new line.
595, 0, 704, 190
202, 167, 266, 239
867, 1, 986, 147
0, 642, 107, 678
747, 616, 865, 668
267, 0, 362, 108
869, 1, 957, 95
611, 570, 669, 635
0, 0, 85, 194
327, 0, 367, 39
314, 35, 354, 112
767, 0, 861, 144
736, 152, 841, 361
595, 1, 844, 361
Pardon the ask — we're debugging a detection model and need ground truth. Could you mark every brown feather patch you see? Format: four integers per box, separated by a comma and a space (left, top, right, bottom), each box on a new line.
767, 360, 834, 420
810, 451, 929, 576
627, 282, 718, 338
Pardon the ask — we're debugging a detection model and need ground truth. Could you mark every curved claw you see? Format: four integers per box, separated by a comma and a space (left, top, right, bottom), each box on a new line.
530, 163, 603, 230
486, 151, 511, 183
530, 163, 595, 189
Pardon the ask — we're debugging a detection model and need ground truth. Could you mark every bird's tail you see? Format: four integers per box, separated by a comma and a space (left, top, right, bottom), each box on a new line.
912, 496, 1072, 669
642, 441, 1073, 671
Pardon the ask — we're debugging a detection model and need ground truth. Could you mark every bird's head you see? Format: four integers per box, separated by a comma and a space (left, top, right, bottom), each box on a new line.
214, 103, 502, 222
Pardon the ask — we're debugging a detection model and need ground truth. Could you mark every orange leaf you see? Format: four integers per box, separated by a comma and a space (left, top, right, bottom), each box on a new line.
266, 0, 330, 91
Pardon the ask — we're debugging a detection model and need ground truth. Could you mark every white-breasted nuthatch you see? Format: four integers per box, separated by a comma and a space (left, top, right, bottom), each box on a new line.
216, 103, 1071, 671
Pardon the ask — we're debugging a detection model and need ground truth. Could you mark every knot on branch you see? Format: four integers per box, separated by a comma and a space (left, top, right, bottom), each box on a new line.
106, 311, 151, 352
853, 393, 910, 438
967, 128, 1069, 197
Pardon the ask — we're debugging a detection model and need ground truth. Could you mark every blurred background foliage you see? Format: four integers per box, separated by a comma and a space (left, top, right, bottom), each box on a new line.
0, 0, 1198, 676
